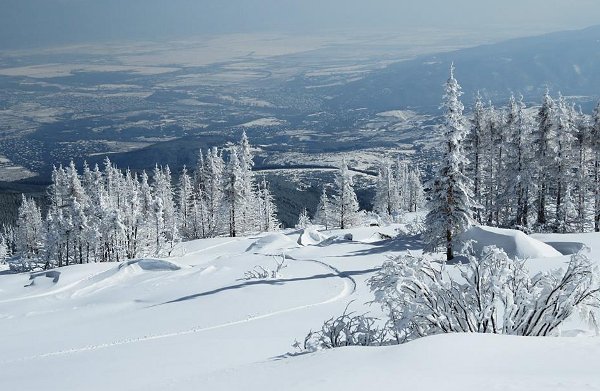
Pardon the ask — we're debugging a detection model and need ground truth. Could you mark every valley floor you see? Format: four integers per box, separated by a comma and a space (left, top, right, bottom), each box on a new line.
0, 221, 599, 390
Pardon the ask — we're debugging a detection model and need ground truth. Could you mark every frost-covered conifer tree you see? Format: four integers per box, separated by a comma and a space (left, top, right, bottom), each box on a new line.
16, 195, 43, 258
225, 149, 245, 237
424, 64, 475, 261
0, 234, 8, 262
150, 196, 166, 255
533, 90, 556, 228
552, 96, 577, 232
314, 188, 332, 230
332, 158, 360, 229
256, 177, 278, 232
465, 93, 486, 222
373, 160, 398, 221
204, 147, 225, 237
406, 167, 424, 212
573, 107, 592, 232
152, 165, 180, 253
505, 96, 533, 228
177, 166, 195, 239
592, 102, 600, 231
237, 131, 257, 232
296, 208, 311, 229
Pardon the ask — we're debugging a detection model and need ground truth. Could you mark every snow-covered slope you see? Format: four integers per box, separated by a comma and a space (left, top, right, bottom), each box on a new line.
203, 333, 600, 391
0, 225, 598, 390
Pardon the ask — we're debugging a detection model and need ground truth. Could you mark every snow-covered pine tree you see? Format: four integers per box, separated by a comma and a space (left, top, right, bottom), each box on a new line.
533, 89, 556, 229
406, 167, 424, 213
119, 169, 140, 260
152, 165, 180, 254
395, 158, 409, 212
16, 194, 43, 259
424, 64, 475, 261
573, 107, 592, 232
552, 95, 577, 232
592, 102, 600, 231
64, 161, 88, 265
482, 103, 501, 225
465, 92, 486, 223
314, 188, 332, 230
257, 176, 278, 232
296, 208, 311, 229
137, 170, 155, 253
505, 95, 533, 228
373, 159, 398, 222
225, 149, 245, 237
204, 147, 225, 237
150, 196, 166, 255
332, 158, 360, 229
0, 234, 8, 263
177, 166, 194, 240
237, 131, 257, 233
194, 149, 205, 193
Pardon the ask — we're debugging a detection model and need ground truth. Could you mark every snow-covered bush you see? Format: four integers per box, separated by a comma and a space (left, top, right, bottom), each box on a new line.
368, 247, 600, 341
295, 208, 311, 229
299, 302, 389, 352
241, 254, 287, 280
7, 256, 48, 273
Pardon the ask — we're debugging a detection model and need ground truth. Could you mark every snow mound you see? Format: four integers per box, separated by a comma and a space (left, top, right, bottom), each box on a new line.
297, 227, 329, 246
246, 233, 298, 254
119, 259, 182, 272
26, 271, 61, 288
461, 226, 562, 259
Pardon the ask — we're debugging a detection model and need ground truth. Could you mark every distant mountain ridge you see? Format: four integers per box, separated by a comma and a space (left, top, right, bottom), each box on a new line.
325, 25, 600, 112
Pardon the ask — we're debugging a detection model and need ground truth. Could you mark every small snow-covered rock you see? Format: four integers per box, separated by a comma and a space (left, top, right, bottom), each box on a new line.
297, 227, 329, 246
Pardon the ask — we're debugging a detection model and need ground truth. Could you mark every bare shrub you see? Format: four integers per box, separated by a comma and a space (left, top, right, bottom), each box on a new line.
241, 253, 287, 280
299, 302, 389, 352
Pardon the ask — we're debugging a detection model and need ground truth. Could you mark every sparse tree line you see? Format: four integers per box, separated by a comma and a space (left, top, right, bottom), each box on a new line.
301, 157, 424, 230
1, 129, 425, 270
1, 132, 279, 270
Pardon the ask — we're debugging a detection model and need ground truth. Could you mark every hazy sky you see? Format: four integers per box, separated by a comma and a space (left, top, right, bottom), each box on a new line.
1, 0, 599, 49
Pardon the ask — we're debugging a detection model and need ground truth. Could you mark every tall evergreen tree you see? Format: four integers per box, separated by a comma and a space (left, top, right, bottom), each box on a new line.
592, 102, 600, 231
332, 158, 360, 229
16, 195, 43, 258
373, 159, 399, 221
424, 64, 475, 261
466, 92, 486, 223
533, 90, 556, 229
314, 188, 333, 230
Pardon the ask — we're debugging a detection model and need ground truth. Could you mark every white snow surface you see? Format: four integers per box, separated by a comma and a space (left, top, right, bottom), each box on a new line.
1, 225, 599, 390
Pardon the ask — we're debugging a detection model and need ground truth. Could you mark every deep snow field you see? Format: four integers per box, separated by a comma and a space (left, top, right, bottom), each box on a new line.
1, 217, 600, 390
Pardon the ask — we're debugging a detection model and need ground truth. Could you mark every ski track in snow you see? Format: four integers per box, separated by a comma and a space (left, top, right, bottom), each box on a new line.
0, 267, 114, 304
1, 255, 355, 365
0, 239, 244, 304
178, 239, 242, 258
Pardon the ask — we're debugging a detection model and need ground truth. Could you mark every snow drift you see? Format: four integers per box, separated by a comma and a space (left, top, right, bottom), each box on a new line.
461, 226, 562, 259
246, 233, 298, 254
